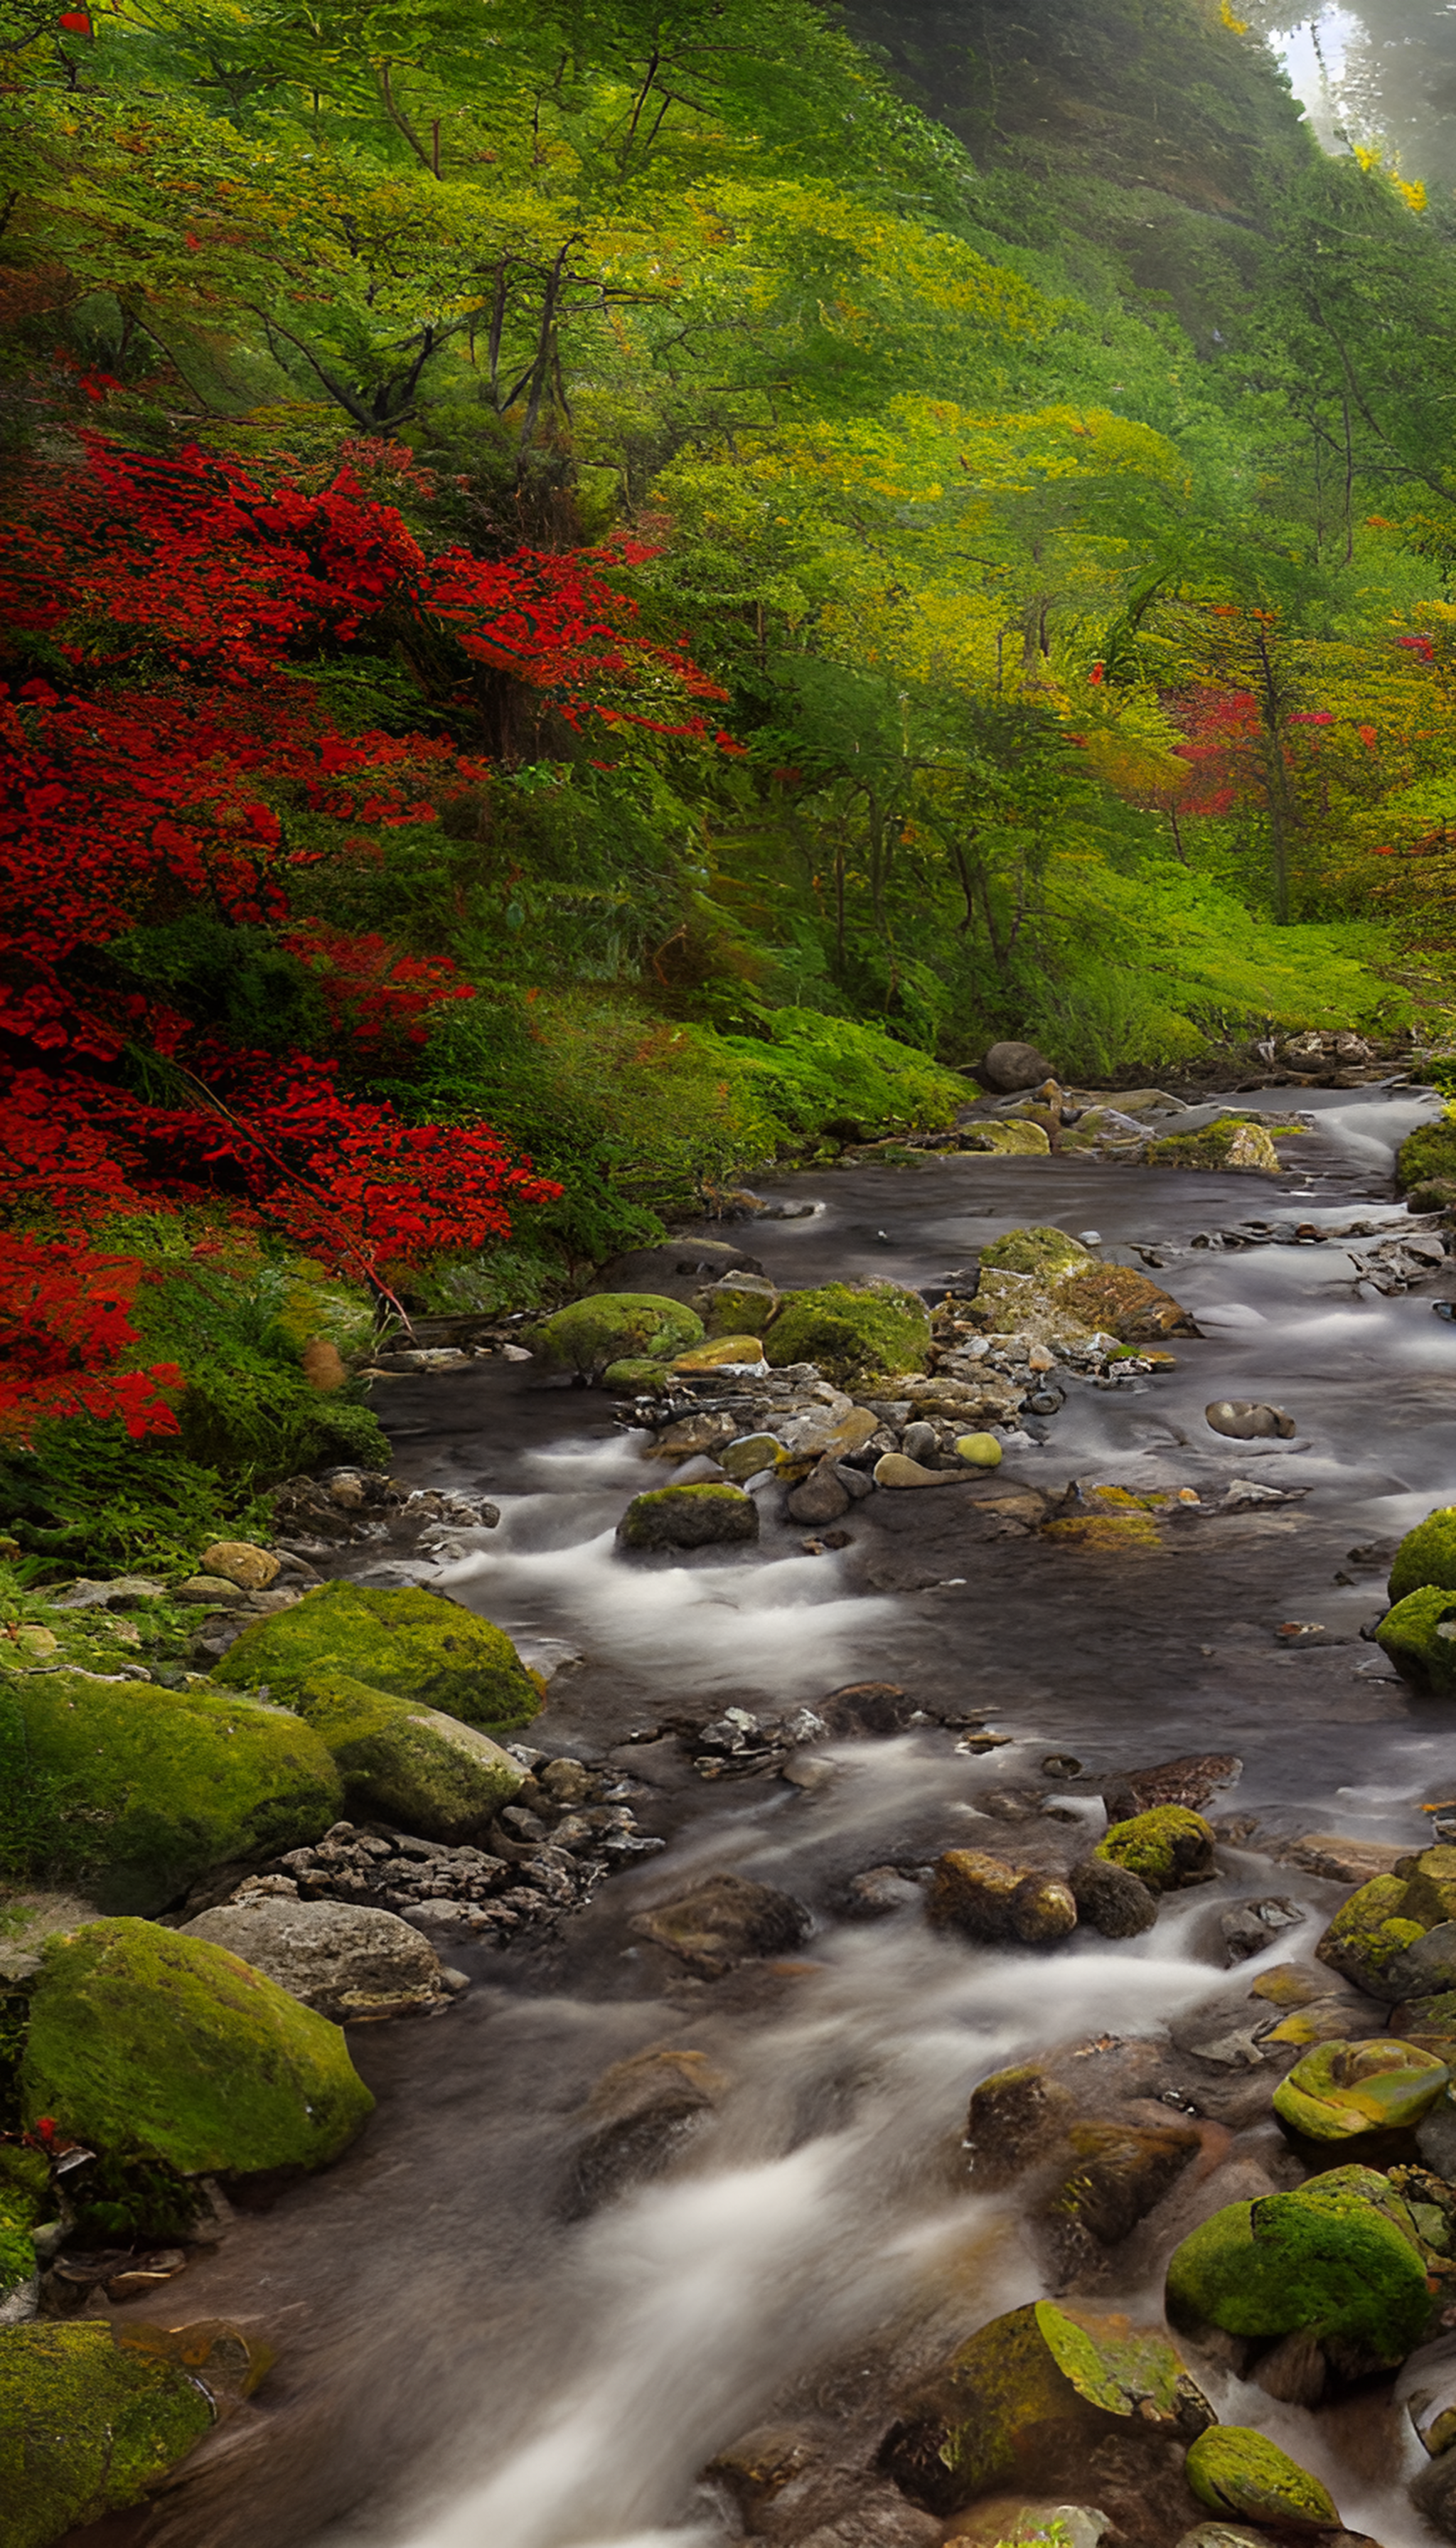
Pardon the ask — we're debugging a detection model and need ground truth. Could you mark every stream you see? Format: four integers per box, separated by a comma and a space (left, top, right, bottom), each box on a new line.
80, 1079, 1456, 2548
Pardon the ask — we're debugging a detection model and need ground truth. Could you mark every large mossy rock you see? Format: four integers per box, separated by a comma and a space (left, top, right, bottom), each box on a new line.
1390, 1506, 1456, 1604
1183, 2428, 1337, 2530
1055, 1264, 1196, 1343
1146, 1117, 1280, 1174
21, 1918, 374, 2176
0, 1669, 341, 1915
287, 1670, 523, 1840
0, 2320, 215, 2548
764, 1282, 932, 1382
1397, 1115, 1456, 1195
970, 1227, 1193, 1349
1272, 2036, 1450, 2147
980, 1226, 1091, 1281
213, 1581, 540, 1740
1318, 1846, 1456, 1999
879, 2298, 1212, 2513
1095, 1806, 1215, 1893
531, 1292, 703, 1381
1378, 1583, 1456, 1694
1165, 2165, 1435, 2366
616, 1483, 759, 1553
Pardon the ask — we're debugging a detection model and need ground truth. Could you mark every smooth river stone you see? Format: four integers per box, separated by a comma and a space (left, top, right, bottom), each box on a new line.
874, 1452, 963, 1489
956, 1433, 1002, 1467
672, 1335, 765, 1373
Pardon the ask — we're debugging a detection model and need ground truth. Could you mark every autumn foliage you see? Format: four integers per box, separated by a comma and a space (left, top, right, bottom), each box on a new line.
0, 433, 729, 1442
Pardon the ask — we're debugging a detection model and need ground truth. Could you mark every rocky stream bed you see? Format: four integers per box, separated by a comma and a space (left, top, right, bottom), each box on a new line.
14, 1075, 1456, 2548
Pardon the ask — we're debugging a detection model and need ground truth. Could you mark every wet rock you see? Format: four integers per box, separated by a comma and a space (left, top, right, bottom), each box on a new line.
956, 1433, 1003, 1467
786, 1458, 853, 1526
980, 1041, 1059, 1093
720, 1431, 787, 1482
1057, 1265, 1196, 1342
567, 2045, 728, 2215
1390, 1506, 1456, 1602
531, 1291, 704, 1380
21, 1917, 373, 2176
965, 2063, 1078, 2183
1413, 2444, 1456, 2538
0, 1668, 341, 1916
617, 1484, 759, 1552
1184, 2426, 1337, 2529
930, 1849, 1077, 1945
647, 1410, 741, 1461
541, 1756, 594, 1806
1147, 1118, 1281, 1174
961, 1120, 1051, 1155
778, 1403, 882, 1462
0, 2320, 217, 2541
199, 1541, 281, 1591
1070, 1856, 1158, 1938
181, 1896, 446, 2023
1399, 2328, 1456, 2456
1204, 1399, 1297, 1442
1272, 2036, 1450, 2148
818, 1683, 916, 1737
177, 1573, 252, 1607
1278, 1832, 1407, 1884
1039, 2119, 1202, 2286
674, 1333, 766, 1374
1318, 1846, 1456, 1999
950, 2501, 1110, 2548
879, 2297, 1212, 2515
629, 1873, 810, 1977
766, 1283, 933, 1383
842, 1866, 926, 1918
1165, 2164, 1436, 2370
213, 1580, 542, 1741
874, 1452, 964, 1489
1379, 1583, 1456, 1693
1096, 1808, 1216, 1893
1103, 1756, 1241, 1824
1220, 1897, 1304, 1962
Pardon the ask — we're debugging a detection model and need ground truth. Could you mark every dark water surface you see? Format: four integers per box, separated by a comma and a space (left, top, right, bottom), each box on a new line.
75, 1084, 1456, 2548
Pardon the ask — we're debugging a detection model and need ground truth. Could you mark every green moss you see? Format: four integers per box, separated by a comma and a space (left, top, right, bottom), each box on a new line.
1398, 1115, 1456, 1195
0, 2320, 215, 2547
1184, 2426, 1337, 2527
1391, 1507, 1456, 1603
1272, 2038, 1450, 2143
616, 1482, 760, 1551
0, 2222, 36, 2301
979, 1226, 1091, 1280
1165, 2166, 1435, 2362
289, 1670, 524, 1839
1377, 1583, 1456, 1694
602, 1357, 675, 1391
531, 1292, 704, 1381
764, 1281, 931, 1381
1146, 1116, 1281, 1173
1095, 1805, 1214, 1892
962, 1120, 1051, 1155
1318, 1871, 1429, 1996
21, 1917, 373, 2175
0, 2146, 50, 2232
0, 1670, 341, 1912
212, 1581, 541, 1740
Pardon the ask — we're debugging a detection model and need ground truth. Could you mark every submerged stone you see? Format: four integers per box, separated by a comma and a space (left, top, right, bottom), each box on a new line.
21, 1917, 374, 2176
212, 1580, 541, 1740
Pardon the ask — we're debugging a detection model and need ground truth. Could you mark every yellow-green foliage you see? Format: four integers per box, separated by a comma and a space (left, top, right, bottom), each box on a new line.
213, 1581, 541, 1738
21, 1918, 374, 2174
0, 1669, 341, 1911
0, 2323, 214, 2548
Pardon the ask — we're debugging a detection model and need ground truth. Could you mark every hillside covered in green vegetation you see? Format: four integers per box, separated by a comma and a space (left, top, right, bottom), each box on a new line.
6, 0, 1456, 1560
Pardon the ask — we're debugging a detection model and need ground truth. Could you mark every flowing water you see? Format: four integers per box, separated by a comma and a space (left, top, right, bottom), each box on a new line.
87, 1081, 1456, 2548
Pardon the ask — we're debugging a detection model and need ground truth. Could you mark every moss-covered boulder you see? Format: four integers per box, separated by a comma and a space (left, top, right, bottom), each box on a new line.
288, 1671, 523, 1840
1165, 2166, 1435, 2365
1398, 1113, 1456, 1195
764, 1282, 931, 1382
532, 1292, 704, 1381
616, 1483, 759, 1553
212, 1580, 540, 1740
961, 1121, 1051, 1155
702, 1276, 779, 1335
1318, 1848, 1456, 1998
1391, 1507, 1456, 1604
0, 1670, 341, 1915
1095, 1806, 1215, 1893
1378, 1583, 1456, 1693
0, 2320, 215, 2548
21, 1918, 374, 2176
980, 1226, 1091, 1281
1272, 2037, 1450, 2147
602, 1357, 675, 1392
879, 2298, 1212, 2512
1184, 2428, 1337, 2530
673, 1334, 764, 1373
1147, 1117, 1280, 1173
